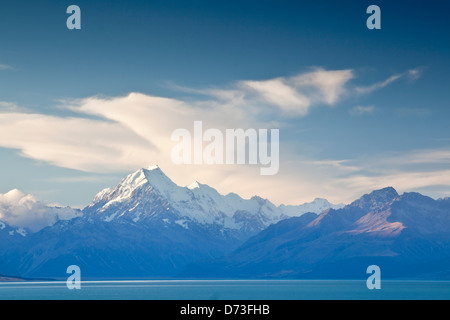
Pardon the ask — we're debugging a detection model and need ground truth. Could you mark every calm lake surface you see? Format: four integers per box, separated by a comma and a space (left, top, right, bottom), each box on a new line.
0, 280, 449, 300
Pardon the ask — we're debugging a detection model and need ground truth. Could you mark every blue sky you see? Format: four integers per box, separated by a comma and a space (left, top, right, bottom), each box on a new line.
0, 0, 449, 207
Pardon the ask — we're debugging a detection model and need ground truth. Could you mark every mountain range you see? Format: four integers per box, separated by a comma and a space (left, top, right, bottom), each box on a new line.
1, 166, 450, 280
183, 187, 450, 279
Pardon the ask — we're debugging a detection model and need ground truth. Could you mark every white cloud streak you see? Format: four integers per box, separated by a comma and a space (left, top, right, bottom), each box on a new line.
0, 64, 13, 70
349, 105, 376, 116
0, 112, 156, 172
172, 68, 355, 116
355, 68, 423, 95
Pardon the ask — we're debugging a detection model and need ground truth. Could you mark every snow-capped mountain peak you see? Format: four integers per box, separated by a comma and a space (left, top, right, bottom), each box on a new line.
83, 166, 343, 233
278, 198, 345, 217
91, 165, 183, 207
147, 164, 160, 171
92, 187, 112, 204
141, 166, 181, 196
350, 186, 399, 211
187, 181, 200, 190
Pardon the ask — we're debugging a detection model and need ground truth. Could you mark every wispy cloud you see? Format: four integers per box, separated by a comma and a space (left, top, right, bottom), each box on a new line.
407, 68, 424, 80
291, 69, 354, 105
278, 148, 450, 203
381, 148, 450, 166
0, 111, 156, 172
0, 101, 23, 113
355, 68, 423, 95
326, 148, 450, 201
172, 68, 355, 116
355, 74, 402, 95
349, 105, 376, 116
0, 64, 13, 70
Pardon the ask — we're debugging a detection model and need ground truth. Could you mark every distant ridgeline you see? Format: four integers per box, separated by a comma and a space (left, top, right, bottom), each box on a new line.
1, 166, 450, 280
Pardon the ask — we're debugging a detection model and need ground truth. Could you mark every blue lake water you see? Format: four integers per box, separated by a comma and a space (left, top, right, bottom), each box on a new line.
1, 280, 450, 300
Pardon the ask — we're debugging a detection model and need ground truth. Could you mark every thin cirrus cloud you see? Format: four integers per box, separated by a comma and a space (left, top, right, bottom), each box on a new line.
0, 101, 24, 113
355, 68, 423, 95
349, 105, 376, 116
0, 64, 13, 70
206, 68, 355, 116
300, 148, 450, 203
291, 68, 355, 104
381, 149, 450, 166
241, 78, 312, 115
0, 67, 441, 205
167, 68, 355, 116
